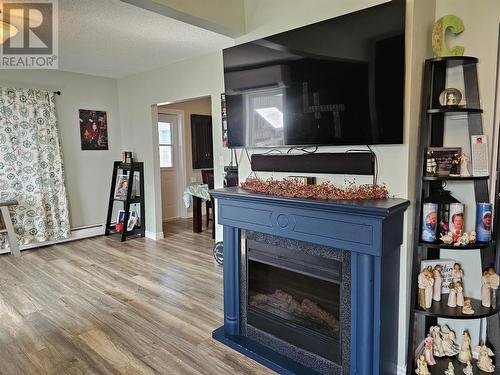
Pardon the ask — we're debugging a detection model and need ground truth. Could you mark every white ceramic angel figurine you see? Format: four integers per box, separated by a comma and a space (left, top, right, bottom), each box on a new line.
423, 335, 436, 365
441, 325, 460, 356
486, 267, 499, 307
445, 362, 455, 375
462, 298, 475, 315
415, 355, 431, 375
418, 269, 434, 309
458, 330, 472, 363
432, 265, 443, 301
476, 345, 495, 373
463, 361, 473, 375
448, 282, 457, 307
452, 263, 464, 283
481, 267, 499, 308
460, 153, 471, 177
455, 281, 465, 307
430, 326, 444, 357
482, 270, 492, 307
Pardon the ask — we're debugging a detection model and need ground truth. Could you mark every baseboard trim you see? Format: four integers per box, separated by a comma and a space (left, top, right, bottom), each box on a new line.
0, 224, 105, 254
145, 231, 164, 240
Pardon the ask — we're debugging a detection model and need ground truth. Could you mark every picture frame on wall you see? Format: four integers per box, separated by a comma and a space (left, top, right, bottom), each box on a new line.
425, 147, 462, 177
79, 109, 109, 150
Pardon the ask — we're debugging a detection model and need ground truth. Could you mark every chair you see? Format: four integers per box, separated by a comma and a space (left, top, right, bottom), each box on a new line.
201, 170, 215, 233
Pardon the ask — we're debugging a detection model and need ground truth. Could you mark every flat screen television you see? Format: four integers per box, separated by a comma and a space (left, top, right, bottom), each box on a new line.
222, 0, 405, 148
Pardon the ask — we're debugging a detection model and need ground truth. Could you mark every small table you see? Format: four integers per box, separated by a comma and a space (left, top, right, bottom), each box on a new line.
0, 198, 20, 256
184, 184, 211, 233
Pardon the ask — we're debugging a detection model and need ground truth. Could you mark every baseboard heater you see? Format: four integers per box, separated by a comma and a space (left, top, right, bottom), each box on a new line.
250, 152, 375, 175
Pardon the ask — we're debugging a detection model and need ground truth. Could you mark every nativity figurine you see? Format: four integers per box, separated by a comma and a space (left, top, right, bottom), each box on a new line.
423, 335, 436, 365
481, 267, 500, 308
463, 361, 473, 375
445, 362, 455, 375
458, 330, 472, 364
452, 263, 464, 283
418, 268, 434, 309
455, 281, 464, 307
432, 265, 443, 301
415, 355, 431, 375
476, 345, 495, 373
448, 282, 457, 307
441, 324, 460, 356
462, 298, 475, 315
429, 326, 444, 357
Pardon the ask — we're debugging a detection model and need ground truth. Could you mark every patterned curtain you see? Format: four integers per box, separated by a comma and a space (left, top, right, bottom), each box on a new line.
0, 87, 70, 248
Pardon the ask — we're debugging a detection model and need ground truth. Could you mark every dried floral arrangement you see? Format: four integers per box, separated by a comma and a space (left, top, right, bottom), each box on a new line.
240, 177, 389, 200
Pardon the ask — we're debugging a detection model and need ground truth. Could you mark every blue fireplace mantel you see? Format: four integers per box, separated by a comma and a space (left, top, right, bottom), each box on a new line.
210, 187, 409, 375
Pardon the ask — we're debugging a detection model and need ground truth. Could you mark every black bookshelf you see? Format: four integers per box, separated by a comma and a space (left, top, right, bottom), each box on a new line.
105, 161, 145, 241
406, 56, 497, 373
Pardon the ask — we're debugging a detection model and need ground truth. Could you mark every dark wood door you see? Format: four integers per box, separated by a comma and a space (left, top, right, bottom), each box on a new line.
191, 114, 213, 169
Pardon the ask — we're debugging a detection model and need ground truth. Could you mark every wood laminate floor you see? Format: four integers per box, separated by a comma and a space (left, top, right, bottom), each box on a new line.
0, 219, 274, 375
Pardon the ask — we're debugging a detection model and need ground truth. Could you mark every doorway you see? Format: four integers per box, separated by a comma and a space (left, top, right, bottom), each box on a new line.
156, 96, 213, 233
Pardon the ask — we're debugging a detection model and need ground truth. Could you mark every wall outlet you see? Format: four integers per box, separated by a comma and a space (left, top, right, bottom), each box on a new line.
191, 176, 197, 183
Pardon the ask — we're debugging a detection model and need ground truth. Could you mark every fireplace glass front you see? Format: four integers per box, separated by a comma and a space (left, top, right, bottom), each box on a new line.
246, 240, 342, 364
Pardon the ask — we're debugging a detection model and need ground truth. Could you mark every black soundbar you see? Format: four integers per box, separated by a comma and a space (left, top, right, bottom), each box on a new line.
250, 152, 375, 175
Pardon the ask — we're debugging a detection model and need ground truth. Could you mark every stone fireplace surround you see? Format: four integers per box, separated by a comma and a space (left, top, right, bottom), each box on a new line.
211, 187, 409, 375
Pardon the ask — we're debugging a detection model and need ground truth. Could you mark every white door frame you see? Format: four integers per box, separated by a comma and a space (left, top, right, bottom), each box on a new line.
157, 108, 188, 219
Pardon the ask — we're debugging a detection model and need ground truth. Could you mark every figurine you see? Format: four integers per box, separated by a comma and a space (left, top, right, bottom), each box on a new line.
452, 263, 464, 283
423, 335, 436, 365
440, 232, 454, 245
415, 355, 431, 375
481, 267, 500, 308
458, 330, 472, 363
476, 345, 495, 373
445, 362, 455, 375
441, 325, 460, 356
433, 265, 443, 301
418, 268, 434, 309
462, 298, 475, 315
448, 282, 457, 307
455, 281, 465, 307
460, 153, 471, 177
426, 158, 437, 175
450, 153, 461, 176
463, 361, 473, 375
430, 326, 444, 357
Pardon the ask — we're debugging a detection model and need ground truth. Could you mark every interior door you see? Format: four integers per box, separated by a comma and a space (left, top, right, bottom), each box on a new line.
158, 113, 179, 221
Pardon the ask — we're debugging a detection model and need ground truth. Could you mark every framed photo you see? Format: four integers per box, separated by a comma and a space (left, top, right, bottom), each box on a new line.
471, 135, 489, 176
79, 109, 108, 150
114, 174, 129, 199
426, 147, 462, 177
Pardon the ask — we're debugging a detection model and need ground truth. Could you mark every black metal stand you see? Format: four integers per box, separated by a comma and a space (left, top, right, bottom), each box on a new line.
105, 161, 145, 241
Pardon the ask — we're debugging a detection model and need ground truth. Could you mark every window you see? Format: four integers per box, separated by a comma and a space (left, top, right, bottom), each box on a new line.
158, 121, 173, 168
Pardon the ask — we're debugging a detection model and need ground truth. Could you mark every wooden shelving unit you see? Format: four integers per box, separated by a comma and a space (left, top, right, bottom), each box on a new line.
406, 56, 498, 373
105, 161, 145, 241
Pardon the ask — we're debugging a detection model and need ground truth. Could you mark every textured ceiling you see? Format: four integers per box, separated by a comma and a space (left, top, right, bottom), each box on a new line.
58, 0, 234, 78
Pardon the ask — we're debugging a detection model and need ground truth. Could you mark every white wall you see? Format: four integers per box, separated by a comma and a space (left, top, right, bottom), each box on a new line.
0, 70, 122, 229
117, 52, 229, 239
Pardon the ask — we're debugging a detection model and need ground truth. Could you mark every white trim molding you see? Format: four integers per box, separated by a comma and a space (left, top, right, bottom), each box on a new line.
145, 231, 164, 240
0, 224, 105, 254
